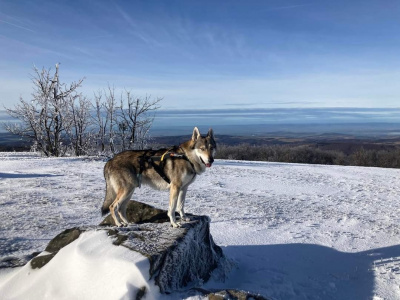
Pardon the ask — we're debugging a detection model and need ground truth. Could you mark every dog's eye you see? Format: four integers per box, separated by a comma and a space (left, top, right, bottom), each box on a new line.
200, 147, 206, 151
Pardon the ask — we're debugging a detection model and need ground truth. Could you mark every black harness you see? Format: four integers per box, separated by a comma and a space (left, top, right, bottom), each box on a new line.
138, 146, 194, 185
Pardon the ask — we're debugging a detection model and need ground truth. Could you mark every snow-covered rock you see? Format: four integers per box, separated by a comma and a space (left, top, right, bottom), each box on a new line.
2, 200, 228, 298
101, 201, 227, 293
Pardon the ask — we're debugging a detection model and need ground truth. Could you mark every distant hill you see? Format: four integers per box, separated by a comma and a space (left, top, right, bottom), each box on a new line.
3, 131, 400, 155
152, 133, 400, 154
0, 133, 31, 151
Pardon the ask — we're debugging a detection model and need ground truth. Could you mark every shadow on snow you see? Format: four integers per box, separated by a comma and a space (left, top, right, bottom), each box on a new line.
208, 243, 400, 300
0, 173, 62, 179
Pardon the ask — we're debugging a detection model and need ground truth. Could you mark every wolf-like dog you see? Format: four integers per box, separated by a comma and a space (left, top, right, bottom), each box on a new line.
102, 127, 216, 228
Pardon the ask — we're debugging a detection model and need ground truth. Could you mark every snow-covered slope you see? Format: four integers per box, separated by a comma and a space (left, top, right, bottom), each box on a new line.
1, 152, 400, 299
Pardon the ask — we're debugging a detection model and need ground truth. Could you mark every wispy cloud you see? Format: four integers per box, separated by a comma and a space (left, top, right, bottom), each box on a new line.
0, 33, 75, 60
264, 3, 315, 12
0, 19, 35, 33
70, 34, 113, 43
113, 3, 166, 48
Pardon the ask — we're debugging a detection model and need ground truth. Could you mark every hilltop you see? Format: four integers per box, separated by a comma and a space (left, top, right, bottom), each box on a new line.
1, 152, 400, 299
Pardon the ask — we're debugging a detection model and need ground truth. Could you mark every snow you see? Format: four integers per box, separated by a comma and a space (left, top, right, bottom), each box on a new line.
1, 152, 400, 299
0, 230, 160, 300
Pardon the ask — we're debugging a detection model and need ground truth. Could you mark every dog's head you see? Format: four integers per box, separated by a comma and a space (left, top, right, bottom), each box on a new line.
191, 127, 216, 168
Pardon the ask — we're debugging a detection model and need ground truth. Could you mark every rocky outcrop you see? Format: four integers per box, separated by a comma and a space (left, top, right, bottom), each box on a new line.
100, 200, 172, 226
104, 214, 225, 293
29, 200, 227, 294
31, 227, 83, 269
196, 288, 268, 300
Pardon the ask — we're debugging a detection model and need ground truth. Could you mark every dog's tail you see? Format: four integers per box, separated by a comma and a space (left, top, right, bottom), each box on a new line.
101, 175, 116, 216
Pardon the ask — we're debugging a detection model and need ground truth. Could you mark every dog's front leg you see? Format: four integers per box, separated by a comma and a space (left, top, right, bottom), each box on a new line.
177, 186, 190, 222
168, 184, 181, 228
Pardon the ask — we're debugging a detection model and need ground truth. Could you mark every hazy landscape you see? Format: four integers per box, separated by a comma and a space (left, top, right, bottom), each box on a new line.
2, 107, 400, 148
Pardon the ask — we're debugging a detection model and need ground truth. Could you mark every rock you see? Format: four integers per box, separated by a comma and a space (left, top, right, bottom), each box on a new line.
118, 215, 224, 293
27, 200, 228, 294
206, 289, 268, 300
0, 252, 41, 269
30, 227, 84, 269
99, 200, 174, 226
193, 288, 269, 300
101, 200, 226, 293
45, 227, 83, 253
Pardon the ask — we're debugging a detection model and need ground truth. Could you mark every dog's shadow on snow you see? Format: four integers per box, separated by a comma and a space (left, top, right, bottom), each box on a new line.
209, 243, 400, 299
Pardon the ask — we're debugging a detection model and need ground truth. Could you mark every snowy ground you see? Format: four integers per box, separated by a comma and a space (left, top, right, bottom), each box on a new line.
1, 152, 400, 299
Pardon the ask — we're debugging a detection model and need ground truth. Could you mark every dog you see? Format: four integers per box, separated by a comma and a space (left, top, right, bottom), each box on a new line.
102, 127, 216, 228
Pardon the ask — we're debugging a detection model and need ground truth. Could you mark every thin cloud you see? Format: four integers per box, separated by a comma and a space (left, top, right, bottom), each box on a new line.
69, 34, 114, 43
113, 3, 165, 47
264, 3, 315, 12
0, 19, 35, 33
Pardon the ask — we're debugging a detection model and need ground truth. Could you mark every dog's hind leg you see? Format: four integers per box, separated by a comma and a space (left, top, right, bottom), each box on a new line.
109, 198, 122, 227
177, 186, 190, 222
168, 184, 181, 228
110, 188, 134, 227
118, 189, 134, 225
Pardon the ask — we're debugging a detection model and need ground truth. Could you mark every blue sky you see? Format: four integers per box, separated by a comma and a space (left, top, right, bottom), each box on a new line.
1, 0, 400, 110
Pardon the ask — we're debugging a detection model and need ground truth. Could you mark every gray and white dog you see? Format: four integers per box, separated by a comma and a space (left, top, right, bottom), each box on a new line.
102, 127, 216, 228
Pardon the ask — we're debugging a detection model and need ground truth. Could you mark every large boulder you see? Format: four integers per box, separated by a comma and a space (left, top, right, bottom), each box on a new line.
2, 201, 270, 299
31, 227, 83, 269
30, 200, 227, 294
104, 215, 224, 293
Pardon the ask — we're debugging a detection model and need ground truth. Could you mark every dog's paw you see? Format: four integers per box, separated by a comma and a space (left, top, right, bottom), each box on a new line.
181, 216, 191, 222
171, 222, 181, 228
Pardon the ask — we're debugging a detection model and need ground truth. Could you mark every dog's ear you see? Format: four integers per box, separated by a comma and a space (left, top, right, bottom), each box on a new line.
192, 127, 201, 141
207, 128, 214, 139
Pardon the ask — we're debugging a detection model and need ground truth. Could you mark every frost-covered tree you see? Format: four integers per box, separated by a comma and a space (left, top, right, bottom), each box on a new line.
4, 64, 162, 156
4, 64, 84, 157
104, 86, 118, 154
118, 90, 162, 150
94, 87, 162, 153
67, 94, 92, 156
92, 90, 107, 153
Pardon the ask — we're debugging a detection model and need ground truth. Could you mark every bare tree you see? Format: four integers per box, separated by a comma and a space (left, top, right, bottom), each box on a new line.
118, 90, 162, 150
4, 64, 162, 156
104, 85, 118, 154
92, 91, 107, 153
4, 64, 84, 157
95, 87, 162, 153
67, 94, 92, 156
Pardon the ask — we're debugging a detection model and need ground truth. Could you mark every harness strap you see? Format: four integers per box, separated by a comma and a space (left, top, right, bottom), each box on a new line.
137, 146, 194, 185
148, 157, 171, 184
